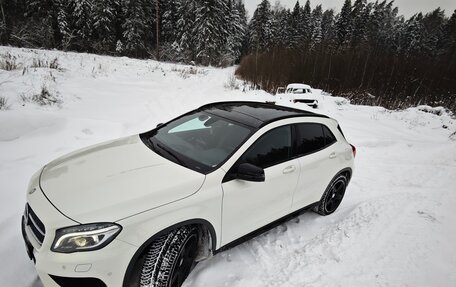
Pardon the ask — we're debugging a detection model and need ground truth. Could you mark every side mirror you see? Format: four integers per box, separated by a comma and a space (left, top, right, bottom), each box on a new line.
236, 163, 265, 182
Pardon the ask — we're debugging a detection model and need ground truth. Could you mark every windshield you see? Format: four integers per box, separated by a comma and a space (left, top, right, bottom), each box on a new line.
141, 111, 253, 173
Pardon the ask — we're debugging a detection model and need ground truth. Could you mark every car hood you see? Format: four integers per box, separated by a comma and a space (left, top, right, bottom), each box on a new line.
40, 135, 205, 223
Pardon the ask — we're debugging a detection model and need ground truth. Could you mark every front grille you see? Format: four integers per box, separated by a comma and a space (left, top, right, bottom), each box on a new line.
24, 204, 46, 245
50, 275, 107, 287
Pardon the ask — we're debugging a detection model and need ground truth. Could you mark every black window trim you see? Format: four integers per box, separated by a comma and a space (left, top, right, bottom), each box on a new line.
223, 122, 339, 183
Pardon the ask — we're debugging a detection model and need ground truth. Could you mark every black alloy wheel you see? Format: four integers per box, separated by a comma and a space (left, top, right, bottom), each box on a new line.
316, 175, 347, 216
169, 232, 198, 287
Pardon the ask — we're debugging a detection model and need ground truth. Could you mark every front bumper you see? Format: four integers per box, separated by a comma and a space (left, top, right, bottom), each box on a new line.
28, 237, 136, 287
22, 172, 138, 287
293, 99, 319, 106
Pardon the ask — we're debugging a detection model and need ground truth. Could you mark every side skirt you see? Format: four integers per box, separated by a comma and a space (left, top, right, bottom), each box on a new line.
214, 202, 319, 254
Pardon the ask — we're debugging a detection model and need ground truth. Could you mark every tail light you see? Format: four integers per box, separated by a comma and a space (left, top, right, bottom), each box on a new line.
350, 144, 356, 158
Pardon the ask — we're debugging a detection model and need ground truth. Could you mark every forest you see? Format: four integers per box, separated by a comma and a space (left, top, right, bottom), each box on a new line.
0, 0, 248, 66
237, 0, 456, 111
1, 0, 455, 110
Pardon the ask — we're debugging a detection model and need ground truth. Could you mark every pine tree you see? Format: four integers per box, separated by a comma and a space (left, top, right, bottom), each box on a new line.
336, 0, 352, 48
350, 0, 368, 48
159, 0, 178, 44
310, 4, 323, 49
236, 0, 249, 59
405, 13, 424, 56
225, 0, 246, 64
321, 9, 336, 47
440, 10, 456, 56
249, 0, 273, 52
271, 6, 292, 48
122, 0, 147, 57
193, 0, 230, 66
301, 0, 312, 45
92, 0, 119, 53
420, 8, 445, 57
173, 0, 198, 62
73, 0, 93, 51
289, 1, 302, 48
55, 0, 75, 50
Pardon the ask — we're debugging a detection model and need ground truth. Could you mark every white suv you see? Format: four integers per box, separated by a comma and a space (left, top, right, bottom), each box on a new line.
22, 102, 355, 287
277, 83, 319, 108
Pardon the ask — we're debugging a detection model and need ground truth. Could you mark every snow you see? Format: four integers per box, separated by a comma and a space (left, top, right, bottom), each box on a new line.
1, 46, 456, 287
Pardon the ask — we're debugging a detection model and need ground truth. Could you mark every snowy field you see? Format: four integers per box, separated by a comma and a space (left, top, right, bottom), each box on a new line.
1, 46, 456, 287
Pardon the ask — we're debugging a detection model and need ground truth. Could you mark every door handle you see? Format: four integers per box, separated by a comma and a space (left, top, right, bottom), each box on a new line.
283, 165, 296, 174
329, 152, 337, 159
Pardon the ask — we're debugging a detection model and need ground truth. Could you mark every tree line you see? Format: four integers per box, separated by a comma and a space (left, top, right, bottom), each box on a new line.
1, 0, 455, 110
0, 0, 247, 66
237, 0, 456, 111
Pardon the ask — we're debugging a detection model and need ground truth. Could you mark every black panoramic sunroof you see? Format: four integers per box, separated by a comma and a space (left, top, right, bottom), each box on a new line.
200, 101, 328, 128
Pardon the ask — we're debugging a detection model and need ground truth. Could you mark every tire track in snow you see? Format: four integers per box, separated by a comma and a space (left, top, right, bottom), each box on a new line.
187, 193, 417, 287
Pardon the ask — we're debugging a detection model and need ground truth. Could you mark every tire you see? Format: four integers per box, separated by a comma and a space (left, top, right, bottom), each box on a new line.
315, 174, 347, 216
139, 226, 199, 287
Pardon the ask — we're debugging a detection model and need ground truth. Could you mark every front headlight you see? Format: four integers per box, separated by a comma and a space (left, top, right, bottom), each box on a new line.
52, 223, 121, 253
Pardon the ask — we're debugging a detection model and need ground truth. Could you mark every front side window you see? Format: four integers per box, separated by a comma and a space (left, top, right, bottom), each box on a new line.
142, 112, 253, 173
240, 125, 292, 169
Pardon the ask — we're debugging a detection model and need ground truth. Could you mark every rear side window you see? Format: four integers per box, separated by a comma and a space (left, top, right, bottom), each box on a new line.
295, 123, 336, 155
240, 125, 292, 168
322, 126, 337, 146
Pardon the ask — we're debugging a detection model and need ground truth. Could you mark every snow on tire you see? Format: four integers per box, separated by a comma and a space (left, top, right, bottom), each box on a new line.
139, 226, 199, 287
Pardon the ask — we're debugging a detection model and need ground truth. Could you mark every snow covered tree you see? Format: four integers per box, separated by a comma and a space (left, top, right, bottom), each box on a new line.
440, 10, 456, 57
122, 0, 148, 57
224, 0, 247, 64
310, 4, 323, 49
55, 0, 75, 50
235, 0, 249, 60
92, 0, 119, 53
420, 8, 446, 57
271, 6, 292, 48
301, 0, 312, 45
289, 1, 302, 48
173, 0, 198, 62
321, 9, 336, 47
336, 0, 352, 48
404, 13, 424, 56
248, 0, 273, 52
159, 0, 178, 44
350, 0, 368, 48
73, 0, 93, 51
193, 0, 230, 66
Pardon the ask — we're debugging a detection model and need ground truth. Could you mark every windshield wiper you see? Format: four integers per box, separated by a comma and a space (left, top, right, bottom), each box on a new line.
156, 142, 188, 168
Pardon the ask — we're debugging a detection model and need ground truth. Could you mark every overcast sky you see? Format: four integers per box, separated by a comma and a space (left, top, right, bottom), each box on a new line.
243, 0, 456, 19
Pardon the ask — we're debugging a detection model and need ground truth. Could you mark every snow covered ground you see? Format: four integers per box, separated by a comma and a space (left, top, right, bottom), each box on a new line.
1, 46, 455, 287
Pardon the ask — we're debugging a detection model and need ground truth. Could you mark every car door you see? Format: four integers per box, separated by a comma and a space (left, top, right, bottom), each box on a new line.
291, 123, 340, 210
221, 125, 300, 245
